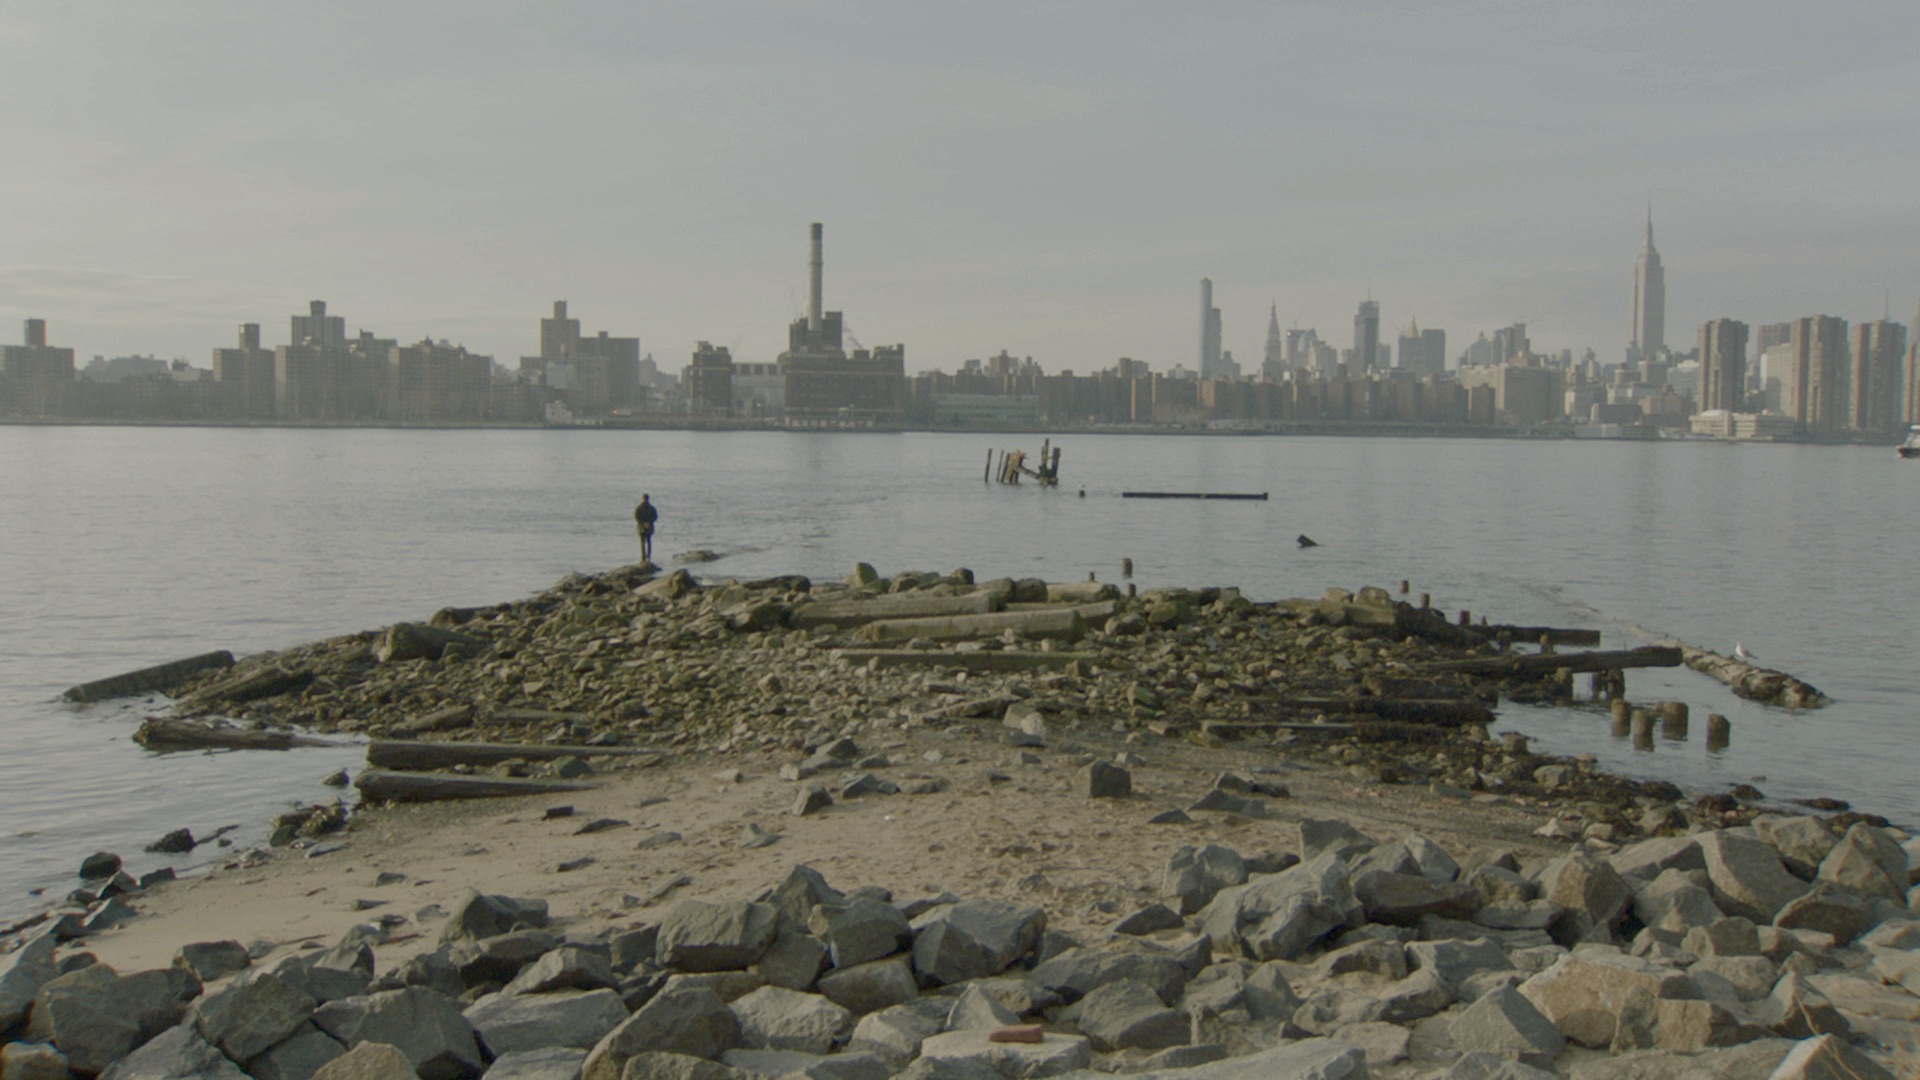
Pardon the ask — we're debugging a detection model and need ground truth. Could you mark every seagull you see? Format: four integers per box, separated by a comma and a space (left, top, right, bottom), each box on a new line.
1733, 642, 1757, 663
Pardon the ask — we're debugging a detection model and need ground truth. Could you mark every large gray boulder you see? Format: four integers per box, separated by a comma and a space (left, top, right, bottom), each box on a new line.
848, 1002, 944, 1065
1028, 946, 1190, 1006
1, 1042, 71, 1080
1606, 836, 1705, 883
1517, 951, 1691, 1049
655, 902, 778, 973
1073, 979, 1187, 1052
1449, 984, 1565, 1065
247, 1027, 348, 1080
943, 984, 1018, 1031
808, 900, 912, 970
613, 1051, 747, 1080
1766, 1033, 1898, 1079
1816, 823, 1908, 900
481, 1047, 589, 1080
174, 942, 252, 984
1561, 1039, 1795, 1079
728, 986, 851, 1054
465, 989, 630, 1056
1, 933, 58, 1031
311, 987, 484, 1080
1536, 850, 1633, 942
1200, 852, 1358, 961
1056, 1038, 1366, 1080
1773, 883, 1875, 944
757, 929, 829, 992
917, 1030, 1091, 1079
311, 1042, 420, 1080
194, 972, 319, 1064
1163, 846, 1248, 915
453, 932, 565, 987
1633, 869, 1726, 935
581, 981, 740, 1080
100, 1023, 250, 1080
1353, 872, 1479, 924
1699, 832, 1810, 923
1406, 938, 1511, 996
440, 893, 550, 945
1298, 820, 1375, 863
814, 957, 918, 1016
910, 901, 1047, 987
502, 948, 617, 995
769, 867, 846, 931
1752, 816, 1838, 878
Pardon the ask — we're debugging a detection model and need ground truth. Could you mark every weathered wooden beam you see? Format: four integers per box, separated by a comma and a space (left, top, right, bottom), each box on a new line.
790, 592, 1000, 629
1677, 646, 1828, 708
179, 664, 311, 709
834, 649, 1100, 672
1414, 645, 1683, 677
134, 718, 341, 752
860, 608, 1085, 645
366, 739, 663, 771
354, 769, 600, 803
1484, 625, 1603, 647
64, 650, 236, 703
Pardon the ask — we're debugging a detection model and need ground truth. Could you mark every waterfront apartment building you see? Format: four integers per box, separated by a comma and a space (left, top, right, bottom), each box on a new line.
392, 339, 492, 423
1848, 320, 1906, 438
0, 318, 77, 416
1697, 318, 1749, 412
210, 323, 276, 420
520, 301, 642, 417
1772, 316, 1849, 436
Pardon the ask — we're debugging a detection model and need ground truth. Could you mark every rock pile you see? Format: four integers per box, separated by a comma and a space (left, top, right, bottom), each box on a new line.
6, 813, 1920, 1079
146, 564, 1780, 840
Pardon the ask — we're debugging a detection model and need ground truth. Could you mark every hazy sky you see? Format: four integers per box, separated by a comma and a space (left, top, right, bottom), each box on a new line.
3, 1, 1917, 373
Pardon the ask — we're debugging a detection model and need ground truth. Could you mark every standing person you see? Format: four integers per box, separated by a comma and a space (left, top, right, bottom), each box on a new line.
634, 494, 659, 564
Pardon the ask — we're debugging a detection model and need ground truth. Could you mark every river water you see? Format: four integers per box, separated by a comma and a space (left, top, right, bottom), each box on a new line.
2, 426, 1914, 923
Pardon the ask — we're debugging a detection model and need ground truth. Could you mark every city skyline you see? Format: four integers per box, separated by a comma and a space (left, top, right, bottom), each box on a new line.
3, 3, 1917, 372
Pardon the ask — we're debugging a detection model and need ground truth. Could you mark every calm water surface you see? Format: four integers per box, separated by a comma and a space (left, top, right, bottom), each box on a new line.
2, 426, 1914, 922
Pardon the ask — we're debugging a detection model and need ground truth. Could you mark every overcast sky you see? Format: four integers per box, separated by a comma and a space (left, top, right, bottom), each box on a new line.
3, 1, 1917, 373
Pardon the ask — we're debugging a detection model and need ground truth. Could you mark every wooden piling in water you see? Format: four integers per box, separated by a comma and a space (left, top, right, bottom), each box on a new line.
1610, 699, 1631, 735
1399, 580, 1409, 594
1656, 701, 1689, 740
1419, 593, 1430, 610
1631, 708, 1654, 749
1458, 609, 1471, 626
1121, 558, 1133, 578
1706, 713, 1731, 750
983, 449, 993, 483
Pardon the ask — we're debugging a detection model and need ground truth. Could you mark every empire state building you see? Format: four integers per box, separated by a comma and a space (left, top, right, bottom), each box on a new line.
1630, 209, 1665, 359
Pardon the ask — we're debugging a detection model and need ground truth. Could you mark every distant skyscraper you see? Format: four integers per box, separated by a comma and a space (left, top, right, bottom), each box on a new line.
1630, 208, 1666, 359
1848, 319, 1906, 437
1199, 279, 1224, 378
1353, 299, 1380, 373
1422, 328, 1447, 373
1697, 318, 1749, 412
1262, 303, 1284, 378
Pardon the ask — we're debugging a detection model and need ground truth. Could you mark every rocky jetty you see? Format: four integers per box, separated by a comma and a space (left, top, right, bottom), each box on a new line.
141, 564, 1738, 834
7, 815, 1920, 1078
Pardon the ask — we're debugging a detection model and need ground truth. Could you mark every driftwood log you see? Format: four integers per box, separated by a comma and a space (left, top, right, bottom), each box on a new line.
135, 717, 341, 752
1414, 645, 1683, 678
365, 740, 663, 771
64, 650, 235, 703
353, 769, 600, 803
834, 649, 1100, 672
1677, 646, 1829, 708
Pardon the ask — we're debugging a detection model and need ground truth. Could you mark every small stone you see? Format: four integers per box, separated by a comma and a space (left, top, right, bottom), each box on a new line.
793, 785, 833, 816
1084, 761, 1131, 799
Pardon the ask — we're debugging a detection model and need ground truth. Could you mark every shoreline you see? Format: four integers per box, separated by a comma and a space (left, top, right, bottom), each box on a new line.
0, 414, 1894, 446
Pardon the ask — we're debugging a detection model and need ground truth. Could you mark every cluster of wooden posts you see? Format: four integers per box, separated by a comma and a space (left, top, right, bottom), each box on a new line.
986, 438, 1061, 486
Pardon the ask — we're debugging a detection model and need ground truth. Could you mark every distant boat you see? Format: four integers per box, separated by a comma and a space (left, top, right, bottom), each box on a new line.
1900, 426, 1920, 459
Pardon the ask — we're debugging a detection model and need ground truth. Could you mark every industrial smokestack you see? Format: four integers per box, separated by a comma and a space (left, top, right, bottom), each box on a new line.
808, 222, 824, 335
